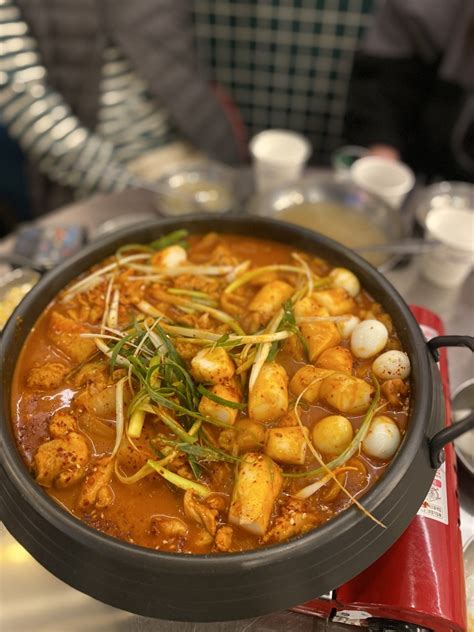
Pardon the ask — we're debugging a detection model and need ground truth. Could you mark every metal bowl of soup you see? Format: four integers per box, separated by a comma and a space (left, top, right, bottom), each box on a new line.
248, 173, 406, 270
0, 215, 472, 622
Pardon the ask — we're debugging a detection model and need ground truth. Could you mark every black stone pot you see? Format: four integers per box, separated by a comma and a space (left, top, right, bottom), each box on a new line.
1, 215, 473, 622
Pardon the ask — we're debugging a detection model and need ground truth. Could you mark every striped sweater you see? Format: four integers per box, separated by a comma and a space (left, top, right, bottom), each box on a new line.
0, 0, 177, 197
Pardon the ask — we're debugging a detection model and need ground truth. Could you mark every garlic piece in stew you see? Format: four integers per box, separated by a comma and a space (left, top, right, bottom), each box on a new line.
362, 415, 401, 460
152, 245, 187, 268
329, 267, 360, 297
350, 319, 388, 359
336, 314, 360, 339
372, 350, 411, 381
312, 415, 354, 456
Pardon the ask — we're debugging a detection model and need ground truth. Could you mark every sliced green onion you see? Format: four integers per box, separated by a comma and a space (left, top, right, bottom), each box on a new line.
94, 337, 130, 368
136, 300, 170, 321
62, 253, 149, 301
116, 244, 154, 255
164, 441, 242, 464
111, 377, 126, 458
128, 407, 147, 439
292, 253, 313, 295
197, 384, 246, 410
294, 466, 358, 500
248, 308, 283, 392
115, 462, 154, 485
154, 408, 197, 444
147, 460, 210, 498
161, 323, 291, 345
150, 229, 189, 251
128, 264, 236, 281
100, 274, 115, 334
167, 288, 217, 306
224, 264, 304, 294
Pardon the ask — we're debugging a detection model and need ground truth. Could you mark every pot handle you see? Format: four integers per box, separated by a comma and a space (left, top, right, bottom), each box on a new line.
430, 412, 474, 468
427, 335, 474, 468
427, 335, 474, 361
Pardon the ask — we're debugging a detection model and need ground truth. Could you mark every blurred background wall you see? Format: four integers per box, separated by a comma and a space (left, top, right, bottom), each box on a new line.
192, 0, 375, 164
0, 0, 377, 236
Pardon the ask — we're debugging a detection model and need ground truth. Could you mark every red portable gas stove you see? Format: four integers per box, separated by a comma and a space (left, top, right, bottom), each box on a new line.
294, 307, 468, 631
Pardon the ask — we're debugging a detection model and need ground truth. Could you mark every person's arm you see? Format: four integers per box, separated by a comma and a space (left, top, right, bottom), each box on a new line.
0, 0, 142, 196
344, 0, 458, 157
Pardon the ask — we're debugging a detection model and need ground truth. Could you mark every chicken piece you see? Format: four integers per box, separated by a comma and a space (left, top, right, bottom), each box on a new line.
49, 410, 77, 438
34, 432, 89, 488
215, 525, 234, 552
194, 528, 214, 548
228, 453, 282, 537
191, 231, 219, 255
381, 378, 409, 407
78, 384, 117, 420
183, 490, 220, 536
289, 366, 335, 404
218, 418, 268, 455
198, 379, 241, 426
174, 341, 204, 360
151, 516, 188, 539
208, 462, 231, 488
319, 373, 374, 415
218, 428, 237, 454
235, 419, 267, 453
248, 270, 279, 286
26, 362, 69, 390
263, 501, 322, 543
191, 347, 235, 384
316, 346, 353, 375
264, 426, 308, 465
151, 245, 187, 268
312, 288, 356, 316
73, 361, 108, 389
219, 291, 247, 318
206, 494, 227, 512
276, 409, 299, 427
248, 280, 294, 324
48, 311, 96, 363
248, 362, 288, 423
77, 457, 114, 511
173, 273, 220, 295
281, 332, 305, 362
210, 244, 240, 267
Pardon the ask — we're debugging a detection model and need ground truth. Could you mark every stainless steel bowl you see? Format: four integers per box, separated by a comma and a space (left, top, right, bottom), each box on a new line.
247, 172, 405, 271
153, 162, 238, 216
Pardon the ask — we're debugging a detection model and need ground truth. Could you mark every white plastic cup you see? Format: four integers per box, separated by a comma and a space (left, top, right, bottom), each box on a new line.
249, 130, 311, 193
350, 156, 415, 208
420, 207, 474, 288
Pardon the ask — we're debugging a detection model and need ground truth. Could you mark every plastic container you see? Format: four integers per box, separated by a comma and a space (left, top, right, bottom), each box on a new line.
249, 130, 311, 193
350, 156, 415, 209
420, 207, 474, 288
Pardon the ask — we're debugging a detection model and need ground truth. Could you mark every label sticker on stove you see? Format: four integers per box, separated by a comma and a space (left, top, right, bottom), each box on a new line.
332, 610, 372, 624
417, 461, 449, 524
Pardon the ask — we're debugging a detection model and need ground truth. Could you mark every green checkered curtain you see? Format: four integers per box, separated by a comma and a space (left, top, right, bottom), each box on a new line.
193, 0, 376, 163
